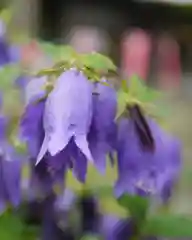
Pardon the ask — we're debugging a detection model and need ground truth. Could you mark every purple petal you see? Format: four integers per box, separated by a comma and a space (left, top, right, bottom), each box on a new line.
20, 100, 45, 158
25, 76, 47, 105
88, 82, 117, 173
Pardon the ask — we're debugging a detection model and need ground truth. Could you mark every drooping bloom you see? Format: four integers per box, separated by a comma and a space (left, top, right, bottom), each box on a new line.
37, 69, 93, 165
88, 81, 117, 173
115, 115, 181, 202
0, 142, 22, 213
20, 99, 45, 158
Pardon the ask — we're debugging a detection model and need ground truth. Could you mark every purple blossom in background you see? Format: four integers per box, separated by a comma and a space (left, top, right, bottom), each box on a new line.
24, 76, 47, 105
115, 117, 181, 202
15, 75, 28, 90
40, 193, 75, 240
0, 142, 22, 213
0, 20, 21, 66
0, 38, 11, 66
101, 215, 137, 240
88, 81, 117, 173
8, 44, 21, 63
37, 69, 93, 168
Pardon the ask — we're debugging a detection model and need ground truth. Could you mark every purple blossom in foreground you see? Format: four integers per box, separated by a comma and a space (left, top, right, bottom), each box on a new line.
88, 81, 117, 173
0, 142, 22, 213
20, 100, 45, 158
37, 69, 93, 166
115, 116, 181, 202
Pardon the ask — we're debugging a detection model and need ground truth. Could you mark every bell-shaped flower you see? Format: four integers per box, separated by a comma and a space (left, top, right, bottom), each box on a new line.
0, 142, 22, 214
37, 69, 93, 165
20, 99, 45, 158
88, 81, 117, 173
115, 117, 181, 202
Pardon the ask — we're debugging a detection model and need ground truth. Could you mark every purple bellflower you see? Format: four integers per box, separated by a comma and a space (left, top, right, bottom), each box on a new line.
115, 114, 181, 202
36, 69, 93, 167
20, 99, 45, 158
88, 81, 117, 173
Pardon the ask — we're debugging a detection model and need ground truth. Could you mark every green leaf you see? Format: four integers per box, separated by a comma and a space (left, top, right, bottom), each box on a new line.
121, 79, 129, 92
40, 43, 77, 62
80, 52, 116, 72
0, 211, 24, 240
0, 8, 12, 25
116, 89, 128, 120
118, 194, 149, 224
143, 214, 192, 237
128, 75, 160, 104
81, 234, 102, 240
0, 64, 20, 91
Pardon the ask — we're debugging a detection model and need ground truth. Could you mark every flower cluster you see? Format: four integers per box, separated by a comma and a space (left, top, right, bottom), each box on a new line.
0, 14, 183, 240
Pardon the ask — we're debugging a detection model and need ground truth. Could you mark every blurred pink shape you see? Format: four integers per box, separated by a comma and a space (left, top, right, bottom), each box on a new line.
21, 40, 43, 67
21, 40, 52, 71
156, 35, 181, 91
121, 28, 152, 81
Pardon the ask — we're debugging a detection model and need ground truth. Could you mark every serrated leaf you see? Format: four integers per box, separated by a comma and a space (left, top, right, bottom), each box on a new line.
121, 79, 129, 92
59, 45, 77, 61
80, 52, 116, 72
116, 90, 128, 120
118, 194, 149, 224
129, 75, 160, 104
143, 214, 192, 237
40, 42, 77, 62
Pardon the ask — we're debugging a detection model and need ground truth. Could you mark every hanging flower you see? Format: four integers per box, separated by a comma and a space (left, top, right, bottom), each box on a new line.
115, 115, 181, 202
36, 69, 93, 166
88, 81, 117, 173
20, 99, 45, 158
